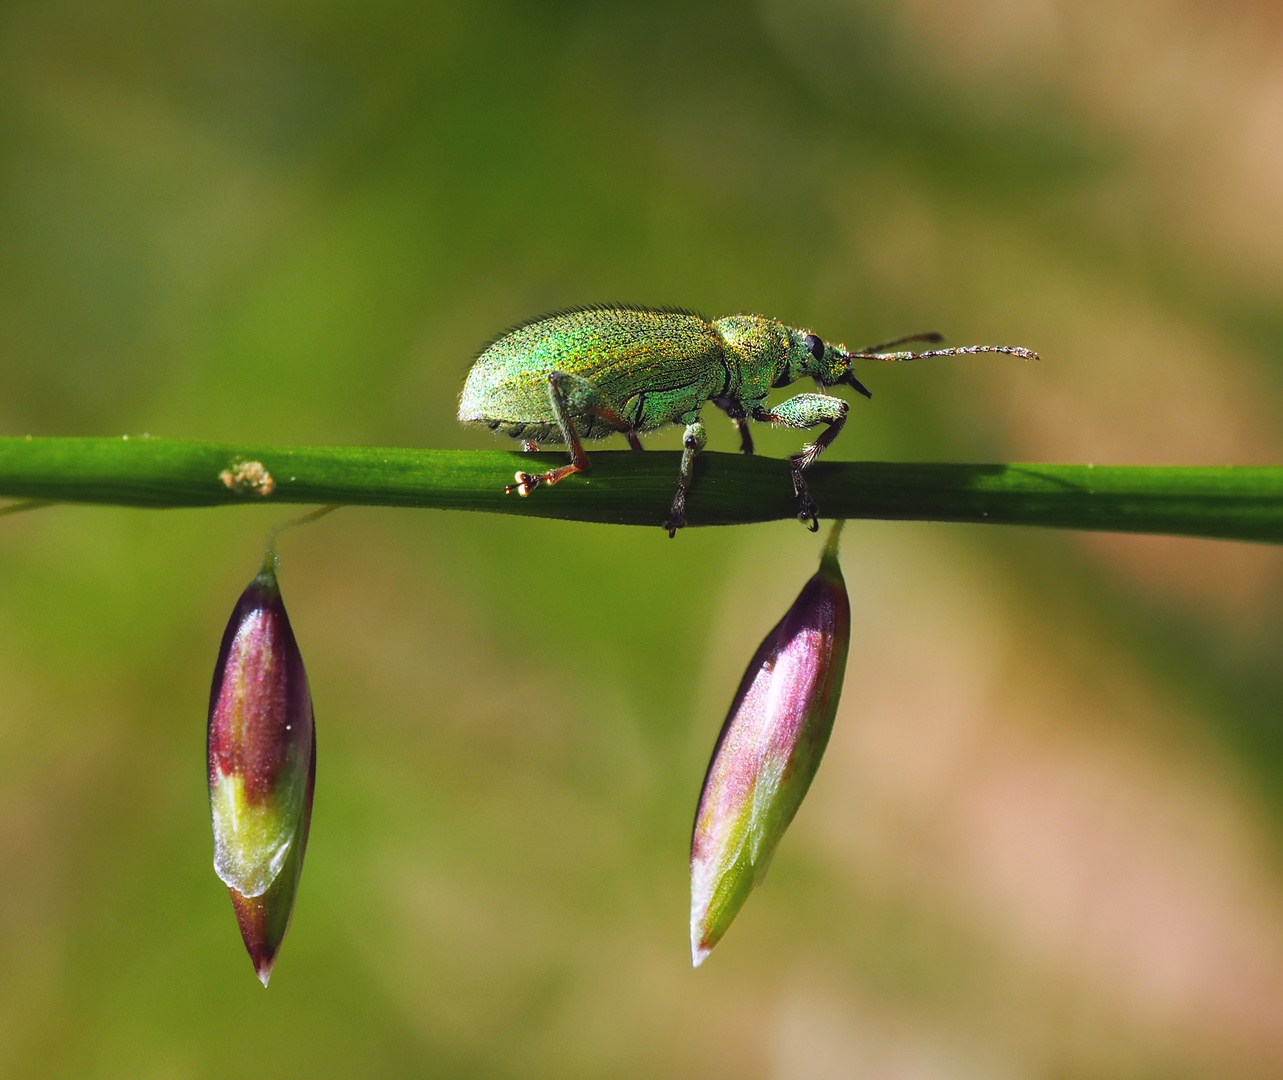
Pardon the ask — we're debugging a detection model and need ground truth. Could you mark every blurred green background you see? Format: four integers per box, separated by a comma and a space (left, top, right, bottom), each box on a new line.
2, 1, 1283, 1077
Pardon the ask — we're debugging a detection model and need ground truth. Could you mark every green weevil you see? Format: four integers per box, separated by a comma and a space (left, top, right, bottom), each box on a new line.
458, 305, 1036, 535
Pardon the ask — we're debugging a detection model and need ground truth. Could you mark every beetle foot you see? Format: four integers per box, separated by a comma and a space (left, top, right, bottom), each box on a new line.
797, 492, 819, 531
505, 470, 542, 497
505, 461, 588, 495
788, 456, 820, 531
666, 494, 687, 538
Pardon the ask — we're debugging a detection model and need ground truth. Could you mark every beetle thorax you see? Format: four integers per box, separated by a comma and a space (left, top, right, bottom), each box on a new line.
712, 315, 793, 400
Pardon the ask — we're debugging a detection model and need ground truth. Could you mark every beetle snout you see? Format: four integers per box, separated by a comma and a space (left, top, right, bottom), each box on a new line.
842, 368, 873, 399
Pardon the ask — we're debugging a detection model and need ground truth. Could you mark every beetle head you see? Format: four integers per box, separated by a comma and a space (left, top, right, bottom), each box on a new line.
789, 328, 873, 399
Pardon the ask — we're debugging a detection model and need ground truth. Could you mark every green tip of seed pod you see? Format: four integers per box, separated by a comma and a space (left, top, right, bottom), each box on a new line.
227, 751, 313, 987
691, 839, 758, 966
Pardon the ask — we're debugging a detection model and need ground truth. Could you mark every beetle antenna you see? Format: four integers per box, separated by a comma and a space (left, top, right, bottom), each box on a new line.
858, 331, 943, 353
852, 344, 1040, 362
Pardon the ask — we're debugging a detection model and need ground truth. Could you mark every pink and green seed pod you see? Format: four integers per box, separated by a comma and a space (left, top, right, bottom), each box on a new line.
690, 524, 850, 966
207, 558, 315, 986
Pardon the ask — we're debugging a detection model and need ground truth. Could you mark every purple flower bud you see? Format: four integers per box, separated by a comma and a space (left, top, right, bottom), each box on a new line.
690, 526, 850, 966
207, 560, 315, 986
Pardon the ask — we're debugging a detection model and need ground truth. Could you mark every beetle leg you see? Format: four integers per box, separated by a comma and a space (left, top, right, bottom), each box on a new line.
626, 431, 644, 451
521, 440, 539, 452
666, 418, 707, 537
752, 393, 849, 530
506, 371, 594, 496
712, 397, 754, 455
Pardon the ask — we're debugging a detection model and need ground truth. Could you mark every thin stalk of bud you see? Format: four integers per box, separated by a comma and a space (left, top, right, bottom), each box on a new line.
690, 520, 850, 966
207, 551, 315, 985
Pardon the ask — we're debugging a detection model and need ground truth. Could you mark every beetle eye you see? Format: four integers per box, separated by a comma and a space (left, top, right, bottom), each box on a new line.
804, 334, 825, 362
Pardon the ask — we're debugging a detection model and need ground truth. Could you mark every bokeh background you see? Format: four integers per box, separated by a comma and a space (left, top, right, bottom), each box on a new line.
2, 1, 1283, 1076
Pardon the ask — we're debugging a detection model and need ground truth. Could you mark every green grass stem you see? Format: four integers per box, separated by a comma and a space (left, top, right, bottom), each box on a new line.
0, 437, 1280, 542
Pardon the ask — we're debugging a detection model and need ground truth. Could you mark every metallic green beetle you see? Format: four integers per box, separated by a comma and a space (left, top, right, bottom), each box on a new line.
458, 305, 1036, 535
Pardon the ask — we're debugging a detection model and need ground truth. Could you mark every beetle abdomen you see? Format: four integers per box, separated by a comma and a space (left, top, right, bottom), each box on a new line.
459, 305, 727, 434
